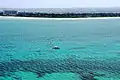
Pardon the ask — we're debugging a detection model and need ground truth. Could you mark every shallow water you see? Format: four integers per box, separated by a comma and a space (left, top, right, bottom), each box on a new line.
0, 19, 120, 80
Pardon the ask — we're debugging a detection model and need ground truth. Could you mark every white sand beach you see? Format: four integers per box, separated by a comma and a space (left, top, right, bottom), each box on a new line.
0, 16, 120, 20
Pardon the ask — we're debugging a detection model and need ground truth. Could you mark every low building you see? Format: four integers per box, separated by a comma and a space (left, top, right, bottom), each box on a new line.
3, 10, 18, 16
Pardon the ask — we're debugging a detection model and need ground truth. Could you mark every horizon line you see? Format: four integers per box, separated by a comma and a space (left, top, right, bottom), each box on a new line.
0, 7, 120, 9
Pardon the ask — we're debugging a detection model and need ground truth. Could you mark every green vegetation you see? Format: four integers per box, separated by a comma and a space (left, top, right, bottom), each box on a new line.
1, 11, 120, 18
14, 12, 120, 18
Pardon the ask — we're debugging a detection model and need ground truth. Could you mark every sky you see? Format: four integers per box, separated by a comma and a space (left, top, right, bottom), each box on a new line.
0, 0, 120, 8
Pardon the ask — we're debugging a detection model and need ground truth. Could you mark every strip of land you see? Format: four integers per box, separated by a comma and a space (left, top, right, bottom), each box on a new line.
1, 16, 120, 20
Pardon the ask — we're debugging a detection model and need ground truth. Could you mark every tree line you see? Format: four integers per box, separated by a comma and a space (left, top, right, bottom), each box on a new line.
1, 12, 120, 18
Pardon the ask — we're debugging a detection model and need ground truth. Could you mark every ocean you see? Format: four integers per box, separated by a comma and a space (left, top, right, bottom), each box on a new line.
0, 19, 120, 80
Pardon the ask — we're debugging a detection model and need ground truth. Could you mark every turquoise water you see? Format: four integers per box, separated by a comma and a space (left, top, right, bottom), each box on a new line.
0, 19, 120, 80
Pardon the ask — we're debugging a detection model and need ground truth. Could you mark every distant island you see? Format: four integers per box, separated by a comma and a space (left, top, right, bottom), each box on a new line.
0, 9, 120, 18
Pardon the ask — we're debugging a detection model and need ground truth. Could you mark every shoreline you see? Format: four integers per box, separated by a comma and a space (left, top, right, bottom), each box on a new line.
1, 16, 120, 20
